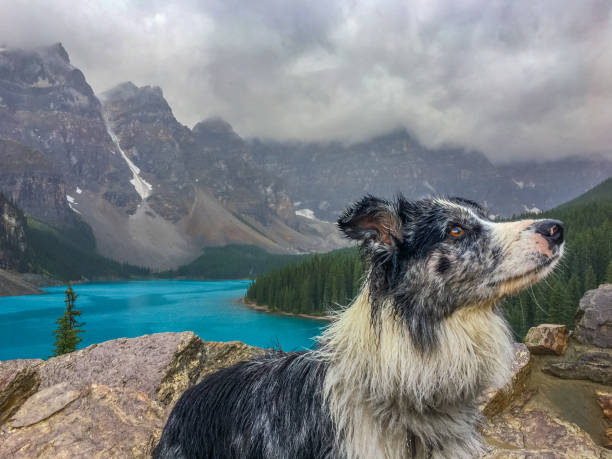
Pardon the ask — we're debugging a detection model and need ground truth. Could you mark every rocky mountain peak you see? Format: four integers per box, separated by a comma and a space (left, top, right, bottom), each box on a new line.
101, 82, 172, 120
0, 44, 141, 218
192, 117, 242, 146
44, 42, 70, 64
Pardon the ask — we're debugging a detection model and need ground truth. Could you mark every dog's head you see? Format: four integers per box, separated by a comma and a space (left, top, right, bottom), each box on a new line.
338, 195, 564, 350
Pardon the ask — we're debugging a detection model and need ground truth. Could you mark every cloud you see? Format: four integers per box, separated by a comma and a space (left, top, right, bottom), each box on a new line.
0, 0, 611, 162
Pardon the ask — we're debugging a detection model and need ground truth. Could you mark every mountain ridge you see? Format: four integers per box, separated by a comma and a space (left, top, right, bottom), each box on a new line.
0, 43, 610, 269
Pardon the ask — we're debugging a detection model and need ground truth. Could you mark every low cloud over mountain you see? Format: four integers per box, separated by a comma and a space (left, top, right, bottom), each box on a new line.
1, 0, 611, 161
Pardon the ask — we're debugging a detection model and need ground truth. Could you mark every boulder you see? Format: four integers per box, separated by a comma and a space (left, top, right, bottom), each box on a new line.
0, 359, 43, 425
483, 408, 610, 458
543, 351, 612, 385
0, 384, 165, 458
597, 391, 612, 422
38, 331, 207, 406
574, 284, 612, 348
0, 333, 263, 458
524, 324, 569, 355
479, 343, 532, 418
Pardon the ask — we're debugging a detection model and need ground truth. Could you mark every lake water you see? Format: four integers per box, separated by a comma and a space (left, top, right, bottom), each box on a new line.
0, 280, 326, 361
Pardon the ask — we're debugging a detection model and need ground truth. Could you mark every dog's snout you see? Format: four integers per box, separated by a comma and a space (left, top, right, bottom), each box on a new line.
534, 219, 564, 245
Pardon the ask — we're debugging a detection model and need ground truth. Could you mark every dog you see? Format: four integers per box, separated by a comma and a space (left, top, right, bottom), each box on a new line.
154, 195, 564, 459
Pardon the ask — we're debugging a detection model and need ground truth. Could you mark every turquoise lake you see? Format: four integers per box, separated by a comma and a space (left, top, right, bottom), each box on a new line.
0, 280, 326, 361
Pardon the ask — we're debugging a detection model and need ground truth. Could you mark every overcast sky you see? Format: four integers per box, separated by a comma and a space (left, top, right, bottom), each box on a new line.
1, 0, 611, 162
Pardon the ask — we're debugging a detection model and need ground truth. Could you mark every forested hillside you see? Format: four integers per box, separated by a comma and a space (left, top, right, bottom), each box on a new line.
245, 179, 612, 335
245, 249, 364, 316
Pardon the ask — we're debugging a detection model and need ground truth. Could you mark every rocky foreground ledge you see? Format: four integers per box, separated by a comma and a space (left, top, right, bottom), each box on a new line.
0, 333, 263, 457
0, 285, 610, 458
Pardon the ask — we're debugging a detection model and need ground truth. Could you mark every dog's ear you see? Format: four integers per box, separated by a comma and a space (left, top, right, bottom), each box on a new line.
337, 195, 402, 246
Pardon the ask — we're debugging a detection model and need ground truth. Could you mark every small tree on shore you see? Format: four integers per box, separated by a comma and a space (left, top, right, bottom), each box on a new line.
52, 283, 85, 356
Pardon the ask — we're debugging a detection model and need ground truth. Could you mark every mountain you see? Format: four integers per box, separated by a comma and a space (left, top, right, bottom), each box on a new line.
250, 129, 612, 220
499, 156, 612, 214
0, 138, 75, 227
0, 193, 29, 271
0, 43, 139, 213
0, 43, 609, 271
0, 44, 343, 269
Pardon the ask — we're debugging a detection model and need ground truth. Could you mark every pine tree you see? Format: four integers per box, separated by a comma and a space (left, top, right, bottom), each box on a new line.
52, 283, 85, 356
583, 265, 597, 291
606, 259, 612, 283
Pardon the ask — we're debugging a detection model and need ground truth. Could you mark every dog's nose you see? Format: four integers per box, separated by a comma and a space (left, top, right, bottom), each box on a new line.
534, 219, 564, 246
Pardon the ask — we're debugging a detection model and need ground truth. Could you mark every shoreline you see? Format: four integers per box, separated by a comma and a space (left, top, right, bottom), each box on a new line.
238, 297, 333, 322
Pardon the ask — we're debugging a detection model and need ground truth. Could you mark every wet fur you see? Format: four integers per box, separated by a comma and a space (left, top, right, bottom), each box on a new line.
155, 195, 563, 459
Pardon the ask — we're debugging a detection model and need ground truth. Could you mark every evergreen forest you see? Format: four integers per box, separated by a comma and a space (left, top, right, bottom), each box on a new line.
246, 178, 612, 337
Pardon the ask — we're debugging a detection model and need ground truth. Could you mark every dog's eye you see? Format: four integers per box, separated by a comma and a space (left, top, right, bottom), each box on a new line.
449, 226, 464, 238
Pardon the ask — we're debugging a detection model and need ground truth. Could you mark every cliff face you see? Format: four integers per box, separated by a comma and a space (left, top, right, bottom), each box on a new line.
100, 82, 194, 223
190, 118, 296, 226
100, 83, 296, 227
0, 193, 28, 271
0, 44, 140, 214
0, 139, 75, 227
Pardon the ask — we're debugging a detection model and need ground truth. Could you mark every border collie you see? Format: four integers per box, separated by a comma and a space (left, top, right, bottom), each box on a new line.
155, 195, 564, 459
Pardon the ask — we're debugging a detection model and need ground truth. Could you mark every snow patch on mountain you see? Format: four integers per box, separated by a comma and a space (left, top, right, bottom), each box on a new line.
102, 113, 153, 200
66, 194, 81, 214
295, 208, 315, 219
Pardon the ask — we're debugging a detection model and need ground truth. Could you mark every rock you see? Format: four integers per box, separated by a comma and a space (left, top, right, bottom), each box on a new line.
10, 382, 80, 428
597, 391, 612, 422
483, 408, 610, 458
574, 284, 612, 348
524, 324, 569, 355
0, 138, 76, 229
38, 331, 207, 406
0, 359, 43, 425
197, 340, 264, 383
606, 428, 612, 450
0, 333, 264, 458
479, 343, 532, 418
0, 384, 165, 458
543, 351, 612, 385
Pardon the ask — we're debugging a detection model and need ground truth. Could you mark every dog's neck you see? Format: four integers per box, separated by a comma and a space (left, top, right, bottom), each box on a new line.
321, 289, 513, 408
318, 289, 513, 458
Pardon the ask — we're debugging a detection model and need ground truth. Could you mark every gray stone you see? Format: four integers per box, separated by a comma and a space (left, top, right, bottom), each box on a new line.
574, 284, 612, 348
543, 351, 612, 385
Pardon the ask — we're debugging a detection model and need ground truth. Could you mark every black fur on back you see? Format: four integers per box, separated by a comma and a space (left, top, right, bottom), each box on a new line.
154, 352, 336, 459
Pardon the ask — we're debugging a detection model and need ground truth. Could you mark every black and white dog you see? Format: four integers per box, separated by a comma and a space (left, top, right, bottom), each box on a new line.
155, 195, 564, 459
